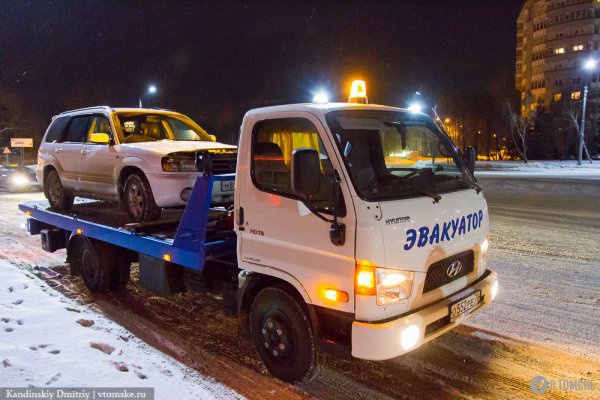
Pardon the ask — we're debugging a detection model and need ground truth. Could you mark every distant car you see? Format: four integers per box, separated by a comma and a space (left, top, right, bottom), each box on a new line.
0, 165, 41, 192
37, 106, 237, 222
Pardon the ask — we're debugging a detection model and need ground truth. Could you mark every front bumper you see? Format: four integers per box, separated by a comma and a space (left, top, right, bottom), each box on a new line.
146, 173, 234, 207
351, 269, 497, 360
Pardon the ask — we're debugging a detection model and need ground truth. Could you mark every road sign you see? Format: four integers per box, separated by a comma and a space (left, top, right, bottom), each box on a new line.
2, 147, 11, 154
10, 138, 33, 148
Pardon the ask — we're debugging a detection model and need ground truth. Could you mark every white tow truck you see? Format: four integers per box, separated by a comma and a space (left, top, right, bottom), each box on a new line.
21, 81, 498, 383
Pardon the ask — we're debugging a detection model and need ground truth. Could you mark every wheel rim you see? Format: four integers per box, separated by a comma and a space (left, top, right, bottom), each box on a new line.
127, 181, 144, 218
47, 174, 61, 205
260, 311, 295, 361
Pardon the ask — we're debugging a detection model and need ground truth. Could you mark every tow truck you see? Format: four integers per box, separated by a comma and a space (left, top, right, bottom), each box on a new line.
20, 81, 498, 383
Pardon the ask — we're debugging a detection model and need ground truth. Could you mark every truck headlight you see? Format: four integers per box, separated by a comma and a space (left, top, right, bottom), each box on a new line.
376, 268, 414, 305
161, 156, 197, 172
10, 174, 30, 187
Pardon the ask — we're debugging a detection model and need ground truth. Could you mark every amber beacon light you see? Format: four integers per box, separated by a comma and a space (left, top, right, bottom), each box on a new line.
348, 80, 368, 104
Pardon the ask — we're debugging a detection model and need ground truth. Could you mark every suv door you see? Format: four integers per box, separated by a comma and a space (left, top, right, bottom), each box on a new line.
78, 114, 119, 196
59, 115, 90, 191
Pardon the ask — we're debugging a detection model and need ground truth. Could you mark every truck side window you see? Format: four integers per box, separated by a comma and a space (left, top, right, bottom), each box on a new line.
44, 116, 70, 143
65, 116, 90, 143
251, 118, 344, 215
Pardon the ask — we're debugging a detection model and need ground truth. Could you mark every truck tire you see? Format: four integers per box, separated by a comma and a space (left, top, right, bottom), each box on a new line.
123, 173, 161, 222
71, 238, 113, 293
250, 287, 324, 383
45, 169, 74, 212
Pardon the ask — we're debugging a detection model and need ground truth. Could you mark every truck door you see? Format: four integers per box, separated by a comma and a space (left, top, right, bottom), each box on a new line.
236, 113, 356, 314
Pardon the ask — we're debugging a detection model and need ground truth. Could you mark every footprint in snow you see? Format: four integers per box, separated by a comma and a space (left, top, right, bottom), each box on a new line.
65, 307, 80, 313
89, 342, 115, 355
12, 300, 23, 305
45, 372, 61, 385
48, 350, 60, 355
17, 320, 23, 325
2, 359, 10, 368
76, 319, 95, 328
112, 362, 129, 372
4, 327, 14, 333
135, 371, 148, 379
1, 318, 9, 323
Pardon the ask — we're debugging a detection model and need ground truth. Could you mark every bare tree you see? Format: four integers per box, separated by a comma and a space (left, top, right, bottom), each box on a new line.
558, 99, 593, 163
504, 95, 534, 163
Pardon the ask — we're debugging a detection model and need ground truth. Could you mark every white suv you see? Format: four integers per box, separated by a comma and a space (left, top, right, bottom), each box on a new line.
37, 106, 237, 222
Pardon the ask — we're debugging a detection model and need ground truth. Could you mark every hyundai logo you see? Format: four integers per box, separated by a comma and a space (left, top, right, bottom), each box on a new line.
446, 261, 463, 278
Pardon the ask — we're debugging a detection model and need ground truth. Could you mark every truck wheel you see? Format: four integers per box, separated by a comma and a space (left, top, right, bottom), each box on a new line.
124, 173, 161, 222
45, 169, 74, 212
250, 287, 324, 383
71, 238, 112, 293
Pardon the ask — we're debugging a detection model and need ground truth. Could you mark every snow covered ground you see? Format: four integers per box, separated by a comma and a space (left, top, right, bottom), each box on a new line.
0, 260, 243, 400
475, 160, 600, 179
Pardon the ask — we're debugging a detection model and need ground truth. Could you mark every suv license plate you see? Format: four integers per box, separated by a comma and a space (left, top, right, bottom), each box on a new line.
450, 290, 482, 321
221, 180, 235, 192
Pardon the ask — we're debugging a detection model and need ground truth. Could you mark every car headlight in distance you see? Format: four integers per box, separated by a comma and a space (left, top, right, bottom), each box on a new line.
376, 268, 414, 305
10, 174, 30, 187
161, 156, 197, 172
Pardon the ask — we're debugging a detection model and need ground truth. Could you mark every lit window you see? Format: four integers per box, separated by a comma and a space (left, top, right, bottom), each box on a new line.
571, 91, 581, 100
554, 93, 562, 102
573, 45, 584, 51
555, 48, 565, 54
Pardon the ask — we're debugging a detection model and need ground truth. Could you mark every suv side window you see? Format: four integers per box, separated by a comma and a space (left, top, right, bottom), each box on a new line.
44, 116, 70, 143
65, 116, 90, 143
86, 115, 112, 142
251, 118, 344, 215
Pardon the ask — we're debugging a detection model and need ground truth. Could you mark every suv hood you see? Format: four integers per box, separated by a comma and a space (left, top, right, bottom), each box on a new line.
117, 140, 236, 155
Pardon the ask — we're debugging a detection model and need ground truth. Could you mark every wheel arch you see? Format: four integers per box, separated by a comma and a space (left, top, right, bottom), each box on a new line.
117, 165, 146, 205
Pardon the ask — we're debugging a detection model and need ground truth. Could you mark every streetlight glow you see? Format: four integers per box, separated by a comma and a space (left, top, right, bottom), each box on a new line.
312, 92, 329, 104
584, 59, 597, 70
148, 85, 157, 94
407, 103, 422, 113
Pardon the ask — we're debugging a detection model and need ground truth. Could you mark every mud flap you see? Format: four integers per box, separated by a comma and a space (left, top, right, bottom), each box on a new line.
139, 254, 184, 295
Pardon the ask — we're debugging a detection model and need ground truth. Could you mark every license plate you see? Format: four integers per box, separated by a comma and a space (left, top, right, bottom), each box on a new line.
450, 290, 482, 321
221, 180, 235, 192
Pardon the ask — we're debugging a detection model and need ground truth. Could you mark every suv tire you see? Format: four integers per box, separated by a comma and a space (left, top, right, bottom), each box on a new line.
124, 172, 161, 222
45, 169, 74, 212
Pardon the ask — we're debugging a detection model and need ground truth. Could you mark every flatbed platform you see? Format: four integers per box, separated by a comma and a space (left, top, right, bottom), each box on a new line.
19, 176, 236, 271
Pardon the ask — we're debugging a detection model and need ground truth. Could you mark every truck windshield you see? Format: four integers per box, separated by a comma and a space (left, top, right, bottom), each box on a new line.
116, 113, 211, 143
326, 110, 476, 202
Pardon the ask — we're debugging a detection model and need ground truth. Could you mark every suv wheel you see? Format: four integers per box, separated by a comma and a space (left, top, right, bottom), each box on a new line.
124, 173, 161, 222
45, 169, 74, 212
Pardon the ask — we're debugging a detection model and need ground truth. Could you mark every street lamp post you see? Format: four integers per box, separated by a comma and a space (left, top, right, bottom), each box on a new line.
579, 59, 596, 165
139, 85, 157, 108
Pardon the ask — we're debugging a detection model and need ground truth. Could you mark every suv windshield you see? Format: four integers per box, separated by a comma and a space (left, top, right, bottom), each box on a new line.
326, 110, 476, 201
116, 113, 211, 143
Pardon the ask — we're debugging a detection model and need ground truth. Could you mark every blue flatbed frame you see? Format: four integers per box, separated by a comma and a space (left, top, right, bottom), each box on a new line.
18, 175, 236, 271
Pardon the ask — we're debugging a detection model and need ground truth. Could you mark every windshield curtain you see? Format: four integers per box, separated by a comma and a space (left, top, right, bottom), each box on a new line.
326, 110, 476, 201
116, 113, 211, 143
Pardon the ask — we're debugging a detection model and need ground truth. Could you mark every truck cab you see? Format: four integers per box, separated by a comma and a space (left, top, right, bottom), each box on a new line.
235, 100, 497, 381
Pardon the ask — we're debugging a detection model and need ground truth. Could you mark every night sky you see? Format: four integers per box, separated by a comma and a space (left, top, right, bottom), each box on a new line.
0, 0, 524, 142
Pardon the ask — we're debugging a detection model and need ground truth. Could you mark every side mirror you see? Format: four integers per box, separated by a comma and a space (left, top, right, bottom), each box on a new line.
89, 133, 110, 144
465, 146, 476, 174
209, 134, 217, 142
291, 148, 321, 196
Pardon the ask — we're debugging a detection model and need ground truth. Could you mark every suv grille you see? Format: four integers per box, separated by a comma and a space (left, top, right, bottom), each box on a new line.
423, 250, 474, 293
196, 150, 237, 175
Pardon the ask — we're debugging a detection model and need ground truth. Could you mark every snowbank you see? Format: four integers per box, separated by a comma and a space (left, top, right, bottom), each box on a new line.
475, 160, 600, 179
0, 261, 243, 400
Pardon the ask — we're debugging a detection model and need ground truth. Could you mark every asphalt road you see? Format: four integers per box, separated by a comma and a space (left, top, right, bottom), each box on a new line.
0, 178, 598, 399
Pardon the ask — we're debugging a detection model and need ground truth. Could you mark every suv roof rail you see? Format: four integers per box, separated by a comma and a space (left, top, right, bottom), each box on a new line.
59, 106, 114, 115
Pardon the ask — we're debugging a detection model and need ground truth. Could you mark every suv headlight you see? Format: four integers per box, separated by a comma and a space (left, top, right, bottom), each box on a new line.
161, 156, 197, 172
376, 268, 414, 305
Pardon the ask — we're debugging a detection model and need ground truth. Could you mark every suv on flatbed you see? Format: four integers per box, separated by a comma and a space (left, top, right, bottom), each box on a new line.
37, 106, 237, 222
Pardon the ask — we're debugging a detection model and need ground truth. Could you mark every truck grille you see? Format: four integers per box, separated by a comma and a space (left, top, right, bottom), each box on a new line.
196, 150, 237, 175
423, 250, 474, 293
